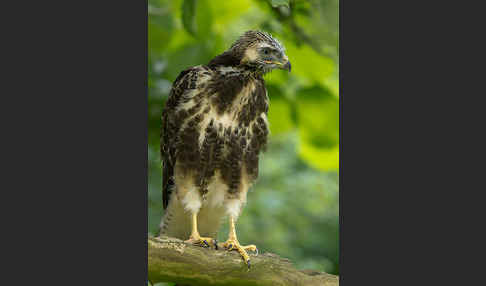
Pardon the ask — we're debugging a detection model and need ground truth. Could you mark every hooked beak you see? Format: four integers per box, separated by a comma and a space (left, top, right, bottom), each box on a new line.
278, 55, 291, 72
282, 61, 291, 72
264, 57, 291, 72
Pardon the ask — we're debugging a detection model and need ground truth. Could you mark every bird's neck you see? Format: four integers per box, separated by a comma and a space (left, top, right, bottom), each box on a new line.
208, 51, 240, 68
208, 51, 264, 77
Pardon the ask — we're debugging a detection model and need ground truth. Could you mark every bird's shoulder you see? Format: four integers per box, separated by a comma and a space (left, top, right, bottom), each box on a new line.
164, 65, 214, 111
161, 65, 214, 158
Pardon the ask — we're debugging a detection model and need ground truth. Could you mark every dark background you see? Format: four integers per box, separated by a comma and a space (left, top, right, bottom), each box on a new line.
2, 0, 481, 285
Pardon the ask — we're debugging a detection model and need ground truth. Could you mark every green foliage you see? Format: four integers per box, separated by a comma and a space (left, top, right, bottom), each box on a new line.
181, 0, 196, 36
270, 0, 290, 8
181, 0, 213, 38
148, 0, 339, 276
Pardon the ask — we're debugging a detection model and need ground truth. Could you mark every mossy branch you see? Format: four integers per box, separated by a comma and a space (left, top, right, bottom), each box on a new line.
148, 236, 339, 286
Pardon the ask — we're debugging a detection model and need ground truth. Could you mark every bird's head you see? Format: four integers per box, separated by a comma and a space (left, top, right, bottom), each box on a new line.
230, 31, 291, 74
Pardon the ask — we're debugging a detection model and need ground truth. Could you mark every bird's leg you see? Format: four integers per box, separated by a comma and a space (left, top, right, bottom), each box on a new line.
184, 212, 218, 249
222, 215, 258, 268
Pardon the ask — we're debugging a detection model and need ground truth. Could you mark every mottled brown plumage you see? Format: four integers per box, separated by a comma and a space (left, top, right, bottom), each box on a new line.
159, 30, 290, 267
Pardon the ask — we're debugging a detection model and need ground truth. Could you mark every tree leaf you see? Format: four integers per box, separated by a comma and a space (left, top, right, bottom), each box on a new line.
193, 0, 213, 39
181, 0, 213, 39
181, 0, 196, 36
269, 0, 289, 8
296, 85, 339, 170
284, 41, 334, 87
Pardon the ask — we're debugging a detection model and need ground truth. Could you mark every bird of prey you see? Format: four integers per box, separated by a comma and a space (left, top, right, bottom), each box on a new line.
159, 30, 291, 267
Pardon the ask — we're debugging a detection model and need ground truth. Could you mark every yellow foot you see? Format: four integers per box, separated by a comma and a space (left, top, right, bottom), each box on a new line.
222, 239, 258, 268
185, 235, 218, 249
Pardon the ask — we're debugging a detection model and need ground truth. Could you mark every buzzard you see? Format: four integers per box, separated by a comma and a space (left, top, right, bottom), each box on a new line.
159, 30, 291, 267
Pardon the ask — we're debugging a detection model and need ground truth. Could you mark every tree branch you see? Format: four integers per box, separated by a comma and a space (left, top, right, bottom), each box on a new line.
148, 236, 339, 286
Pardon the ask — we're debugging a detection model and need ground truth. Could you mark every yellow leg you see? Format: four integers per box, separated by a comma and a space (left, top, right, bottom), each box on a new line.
184, 212, 218, 249
222, 215, 258, 268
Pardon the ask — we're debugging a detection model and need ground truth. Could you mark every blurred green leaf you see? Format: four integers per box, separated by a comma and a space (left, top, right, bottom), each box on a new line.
270, 0, 289, 8
296, 86, 339, 170
193, 0, 213, 39
208, 0, 251, 33
282, 42, 333, 88
149, 16, 174, 54
181, 0, 196, 35
268, 99, 294, 135
299, 141, 339, 170
164, 43, 212, 80
181, 0, 213, 39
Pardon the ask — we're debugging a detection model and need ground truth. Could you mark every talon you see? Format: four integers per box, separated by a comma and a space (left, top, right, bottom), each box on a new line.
214, 239, 218, 250
185, 236, 217, 249
223, 217, 258, 268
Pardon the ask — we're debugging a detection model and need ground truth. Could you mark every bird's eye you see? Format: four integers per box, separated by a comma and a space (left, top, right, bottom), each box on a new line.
263, 49, 269, 55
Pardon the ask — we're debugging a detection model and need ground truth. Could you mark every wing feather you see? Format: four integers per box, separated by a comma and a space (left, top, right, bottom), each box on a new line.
161, 66, 210, 209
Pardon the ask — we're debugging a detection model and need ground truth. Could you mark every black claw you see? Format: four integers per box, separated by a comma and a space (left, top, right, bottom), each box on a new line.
247, 260, 251, 269
203, 240, 209, 247
214, 239, 218, 250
